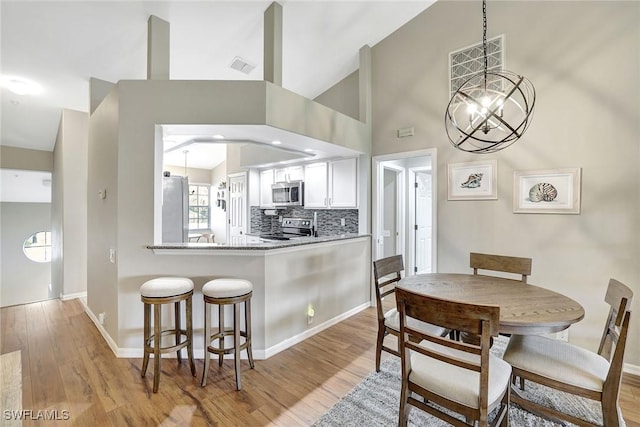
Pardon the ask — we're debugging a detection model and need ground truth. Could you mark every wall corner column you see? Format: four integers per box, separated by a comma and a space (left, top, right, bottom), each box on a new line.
147, 15, 170, 80
264, 2, 283, 86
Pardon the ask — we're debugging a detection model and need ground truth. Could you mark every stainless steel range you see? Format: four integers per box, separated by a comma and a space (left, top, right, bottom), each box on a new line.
259, 217, 313, 241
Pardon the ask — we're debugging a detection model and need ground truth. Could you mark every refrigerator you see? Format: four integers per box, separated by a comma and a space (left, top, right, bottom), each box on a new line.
162, 175, 189, 243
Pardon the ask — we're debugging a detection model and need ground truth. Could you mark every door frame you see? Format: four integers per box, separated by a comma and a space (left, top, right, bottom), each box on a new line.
372, 148, 438, 276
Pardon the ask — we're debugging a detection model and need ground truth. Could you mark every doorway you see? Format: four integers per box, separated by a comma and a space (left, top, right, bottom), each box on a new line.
373, 149, 437, 276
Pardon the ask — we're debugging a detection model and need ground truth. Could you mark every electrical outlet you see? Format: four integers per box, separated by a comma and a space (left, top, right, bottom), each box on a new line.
340, 218, 346, 226
307, 304, 315, 325
109, 249, 116, 263
98, 312, 106, 325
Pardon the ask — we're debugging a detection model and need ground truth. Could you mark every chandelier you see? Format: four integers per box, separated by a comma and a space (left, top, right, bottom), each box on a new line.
445, 0, 535, 153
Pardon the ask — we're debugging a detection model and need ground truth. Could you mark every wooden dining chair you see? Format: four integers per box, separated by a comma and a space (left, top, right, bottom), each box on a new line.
395, 287, 511, 427
470, 252, 532, 283
502, 278, 633, 426
372, 255, 449, 372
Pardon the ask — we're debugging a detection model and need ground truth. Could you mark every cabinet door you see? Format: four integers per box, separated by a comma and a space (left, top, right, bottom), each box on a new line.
274, 168, 288, 183
287, 165, 304, 181
260, 169, 274, 207
329, 158, 358, 208
303, 162, 328, 208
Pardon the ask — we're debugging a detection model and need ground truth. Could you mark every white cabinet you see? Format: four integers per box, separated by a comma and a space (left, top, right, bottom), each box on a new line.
304, 158, 358, 209
259, 169, 274, 208
328, 157, 358, 208
274, 166, 304, 182
304, 162, 329, 208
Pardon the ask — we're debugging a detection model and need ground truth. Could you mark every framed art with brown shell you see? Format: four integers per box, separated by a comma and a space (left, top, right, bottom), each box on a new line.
513, 168, 582, 214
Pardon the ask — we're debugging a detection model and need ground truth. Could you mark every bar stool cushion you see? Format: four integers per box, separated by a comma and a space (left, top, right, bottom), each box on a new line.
203, 278, 253, 299
140, 277, 194, 298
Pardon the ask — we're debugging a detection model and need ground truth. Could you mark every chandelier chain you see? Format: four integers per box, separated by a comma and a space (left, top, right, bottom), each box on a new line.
482, 0, 488, 87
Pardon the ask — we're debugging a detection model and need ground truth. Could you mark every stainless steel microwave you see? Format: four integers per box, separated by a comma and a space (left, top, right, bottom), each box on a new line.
272, 181, 304, 206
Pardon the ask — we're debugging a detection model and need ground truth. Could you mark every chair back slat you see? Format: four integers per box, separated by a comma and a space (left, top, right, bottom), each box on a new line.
598, 278, 634, 359
373, 255, 404, 322
397, 288, 500, 337
470, 252, 532, 283
603, 310, 631, 397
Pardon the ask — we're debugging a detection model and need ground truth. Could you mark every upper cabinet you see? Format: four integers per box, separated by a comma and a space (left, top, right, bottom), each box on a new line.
304, 158, 357, 209
328, 158, 358, 208
259, 169, 274, 208
303, 162, 329, 208
274, 166, 304, 183
259, 157, 358, 209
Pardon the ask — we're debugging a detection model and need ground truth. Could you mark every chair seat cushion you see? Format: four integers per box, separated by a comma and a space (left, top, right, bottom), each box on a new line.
140, 277, 194, 298
502, 334, 609, 392
203, 278, 253, 298
409, 339, 511, 410
384, 308, 448, 337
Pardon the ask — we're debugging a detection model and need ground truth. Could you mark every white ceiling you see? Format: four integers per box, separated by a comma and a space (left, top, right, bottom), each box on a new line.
0, 169, 52, 203
1, 0, 434, 157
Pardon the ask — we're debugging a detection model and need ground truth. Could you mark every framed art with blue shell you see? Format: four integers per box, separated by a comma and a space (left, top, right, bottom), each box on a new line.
513, 168, 581, 214
447, 160, 497, 200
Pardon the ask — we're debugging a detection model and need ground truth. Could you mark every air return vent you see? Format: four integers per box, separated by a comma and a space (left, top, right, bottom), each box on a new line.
230, 56, 256, 75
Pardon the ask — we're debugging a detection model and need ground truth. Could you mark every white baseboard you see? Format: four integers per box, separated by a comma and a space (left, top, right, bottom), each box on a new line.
262, 302, 370, 359
75, 299, 640, 377
105, 302, 370, 360
60, 291, 87, 301
79, 298, 120, 358
624, 362, 640, 377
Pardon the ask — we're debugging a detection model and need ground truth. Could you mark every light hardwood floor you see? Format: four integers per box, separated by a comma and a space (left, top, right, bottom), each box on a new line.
1, 298, 639, 426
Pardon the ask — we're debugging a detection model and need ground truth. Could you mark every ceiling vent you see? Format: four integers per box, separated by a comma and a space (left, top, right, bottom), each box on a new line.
230, 56, 256, 75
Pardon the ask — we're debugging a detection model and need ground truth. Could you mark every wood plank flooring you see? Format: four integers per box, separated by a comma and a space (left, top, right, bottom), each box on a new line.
1, 298, 639, 426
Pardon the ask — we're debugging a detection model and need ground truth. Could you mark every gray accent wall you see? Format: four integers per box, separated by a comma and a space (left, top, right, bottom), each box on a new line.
364, 1, 639, 364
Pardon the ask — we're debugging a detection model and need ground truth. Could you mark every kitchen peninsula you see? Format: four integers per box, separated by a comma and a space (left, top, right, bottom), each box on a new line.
147, 234, 371, 359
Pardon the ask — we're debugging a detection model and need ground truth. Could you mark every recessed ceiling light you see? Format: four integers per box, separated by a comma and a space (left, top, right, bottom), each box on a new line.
304, 148, 313, 152
0, 75, 43, 96
212, 134, 225, 139
272, 140, 282, 145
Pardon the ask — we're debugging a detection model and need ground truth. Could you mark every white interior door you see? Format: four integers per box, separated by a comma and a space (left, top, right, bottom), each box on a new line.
414, 170, 432, 274
382, 168, 401, 258
228, 173, 246, 245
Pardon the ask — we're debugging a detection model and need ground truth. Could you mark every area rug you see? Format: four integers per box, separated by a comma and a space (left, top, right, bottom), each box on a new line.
313, 337, 613, 427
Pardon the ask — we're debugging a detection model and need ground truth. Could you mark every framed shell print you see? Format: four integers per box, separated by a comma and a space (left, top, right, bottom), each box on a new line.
448, 160, 497, 200
513, 168, 582, 214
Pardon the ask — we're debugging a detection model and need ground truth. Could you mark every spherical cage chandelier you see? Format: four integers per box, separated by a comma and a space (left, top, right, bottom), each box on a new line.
445, 0, 536, 154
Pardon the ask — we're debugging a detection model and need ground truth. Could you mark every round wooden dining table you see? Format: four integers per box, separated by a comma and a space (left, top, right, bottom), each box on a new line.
398, 273, 585, 335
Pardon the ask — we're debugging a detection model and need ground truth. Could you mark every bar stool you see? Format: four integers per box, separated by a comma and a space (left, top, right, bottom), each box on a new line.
201, 278, 254, 390
140, 277, 196, 393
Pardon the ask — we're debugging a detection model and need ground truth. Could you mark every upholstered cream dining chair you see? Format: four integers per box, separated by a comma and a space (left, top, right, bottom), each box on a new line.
395, 287, 511, 427
372, 255, 449, 372
502, 278, 633, 426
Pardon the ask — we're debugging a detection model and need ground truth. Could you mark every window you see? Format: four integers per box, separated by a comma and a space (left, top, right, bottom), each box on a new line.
188, 184, 210, 230
23, 231, 52, 263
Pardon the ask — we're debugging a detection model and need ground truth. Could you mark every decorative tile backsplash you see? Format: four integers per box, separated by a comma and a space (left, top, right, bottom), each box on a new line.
250, 206, 358, 236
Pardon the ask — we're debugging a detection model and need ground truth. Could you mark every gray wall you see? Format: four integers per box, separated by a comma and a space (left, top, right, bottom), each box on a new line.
87, 79, 369, 348
367, 1, 639, 364
0, 203, 52, 307
52, 109, 88, 299
315, 70, 360, 120
0, 146, 53, 171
